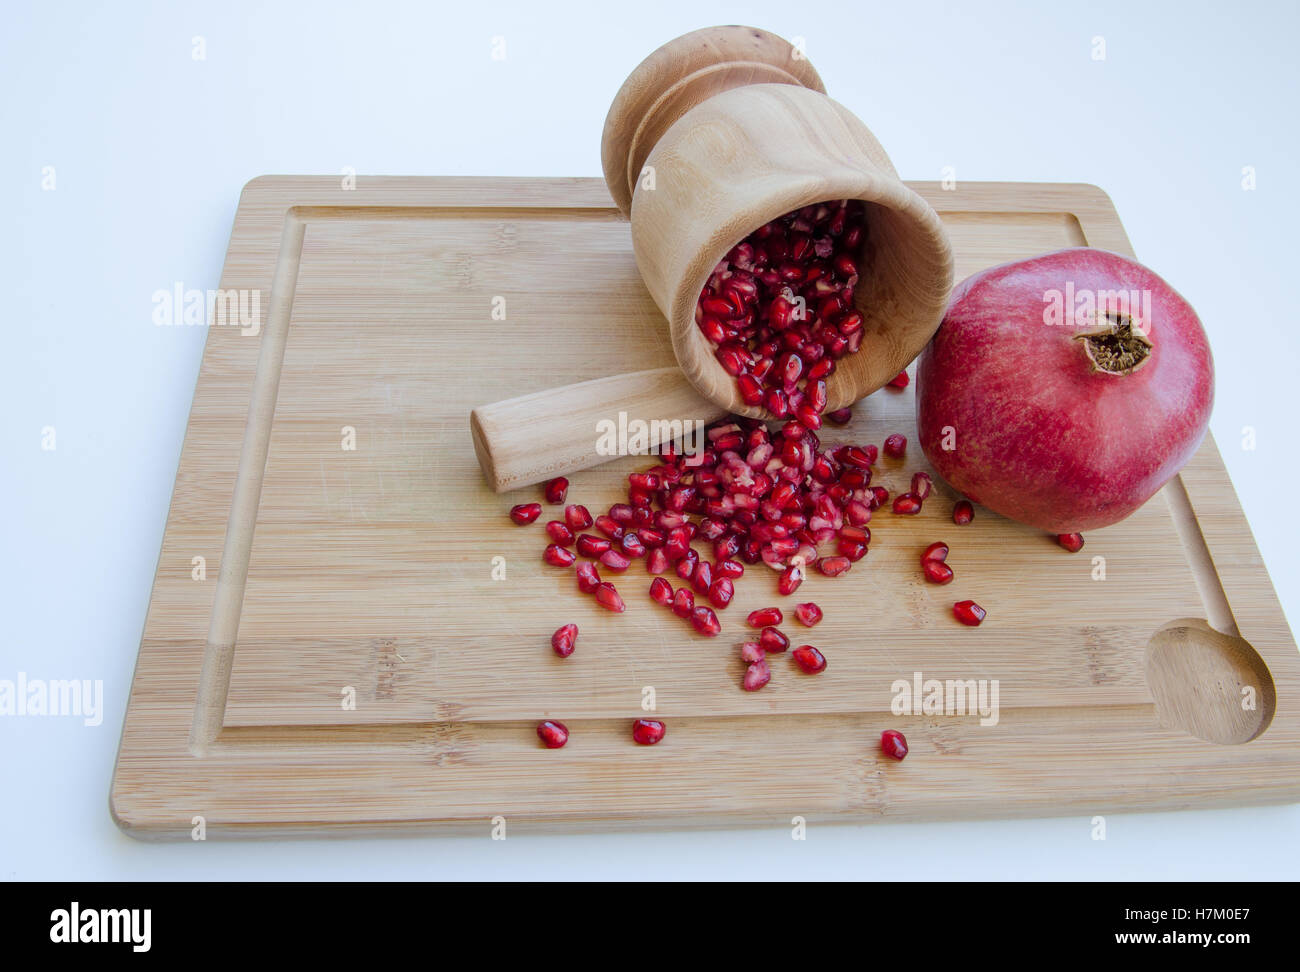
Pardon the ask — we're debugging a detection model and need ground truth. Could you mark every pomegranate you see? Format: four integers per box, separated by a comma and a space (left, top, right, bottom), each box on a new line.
917, 248, 1213, 532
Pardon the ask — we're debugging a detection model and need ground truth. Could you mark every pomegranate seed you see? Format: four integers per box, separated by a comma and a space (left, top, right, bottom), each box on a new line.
910, 471, 932, 500
564, 504, 593, 531
646, 547, 669, 575
716, 558, 745, 580
887, 371, 910, 389
537, 720, 569, 749
1057, 533, 1085, 553
594, 582, 625, 613
883, 433, 907, 459
837, 538, 868, 561
691, 605, 722, 637
816, 556, 852, 577
826, 407, 853, 425
543, 544, 576, 567
509, 503, 542, 525
649, 576, 674, 605
691, 559, 713, 595
739, 641, 765, 664
620, 533, 645, 557
575, 561, 601, 593
708, 577, 735, 609
600, 548, 631, 572
794, 602, 823, 626
551, 623, 578, 657
892, 493, 922, 515
743, 660, 772, 691
839, 446, 873, 469
545, 521, 574, 546
672, 587, 695, 618
595, 514, 624, 540
675, 548, 699, 580
869, 485, 889, 508
778, 562, 804, 596
544, 477, 569, 504
792, 645, 827, 673
759, 626, 789, 653
738, 374, 765, 406
952, 500, 974, 525
921, 541, 949, 563
576, 534, 610, 557
923, 560, 954, 584
880, 729, 908, 760
748, 607, 784, 628
953, 600, 986, 626
637, 527, 666, 548
632, 719, 665, 745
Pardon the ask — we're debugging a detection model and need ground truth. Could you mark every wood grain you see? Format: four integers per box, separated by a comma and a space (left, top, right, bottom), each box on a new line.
110, 176, 1300, 838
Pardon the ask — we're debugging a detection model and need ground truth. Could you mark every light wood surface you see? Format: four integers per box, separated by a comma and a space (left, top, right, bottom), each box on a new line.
110, 176, 1300, 838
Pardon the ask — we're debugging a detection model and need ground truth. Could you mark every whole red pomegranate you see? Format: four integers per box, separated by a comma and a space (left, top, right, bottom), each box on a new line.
916, 247, 1213, 533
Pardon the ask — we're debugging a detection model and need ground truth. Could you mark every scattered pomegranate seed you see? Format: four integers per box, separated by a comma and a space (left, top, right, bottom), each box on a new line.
794, 602, 823, 626
672, 587, 695, 618
778, 562, 804, 596
691, 559, 714, 595
509, 503, 542, 525
921, 540, 949, 563
575, 534, 611, 558
739, 641, 765, 664
910, 471, 932, 500
716, 558, 745, 580
923, 560, 954, 584
550, 623, 578, 657
953, 599, 986, 626
543, 544, 576, 567
826, 407, 854, 424
759, 626, 789, 653
599, 548, 631, 572
545, 521, 575, 546
649, 576, 674, 606
887, 370, 910, 389
792, 645, 827, 673
575, 561, 601, 593
646, 547, 669, 575
892, 493, 922, 515
1057, 533, 1085, 553
952, 500, 974, 525
595, 514, 624, 540
632, 719, 665, 745
544, 477, 569, 504
564, 504, 593, 531
748, 607, 784, 628
816, 556, 852, 577
708, 577, 735, 609
691, 605, 722, 636
537, 720, 569, 749
743, 660, 772, 691
594, 582, 625, 613
883, 434, 907, 459
880, 729, 908, 760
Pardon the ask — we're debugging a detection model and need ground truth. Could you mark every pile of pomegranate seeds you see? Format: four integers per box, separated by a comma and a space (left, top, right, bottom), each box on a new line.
695, 199, 868, 420
880, 729, 909, 760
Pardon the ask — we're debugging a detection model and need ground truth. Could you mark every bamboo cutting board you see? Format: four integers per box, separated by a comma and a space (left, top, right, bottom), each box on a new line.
111, 177, 1300, 838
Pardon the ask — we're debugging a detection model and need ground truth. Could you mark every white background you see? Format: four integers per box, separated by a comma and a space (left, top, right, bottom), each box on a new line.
3, 0, 1297, 879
